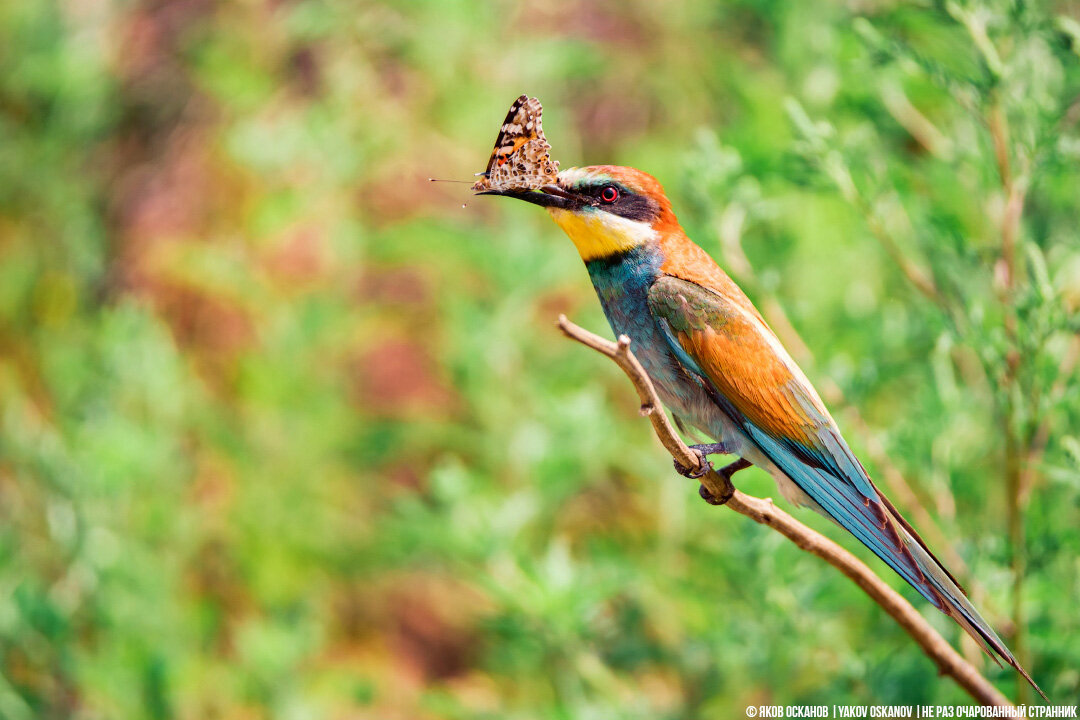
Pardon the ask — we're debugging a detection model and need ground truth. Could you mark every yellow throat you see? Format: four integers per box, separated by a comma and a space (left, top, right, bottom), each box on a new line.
547, 207, 658, 262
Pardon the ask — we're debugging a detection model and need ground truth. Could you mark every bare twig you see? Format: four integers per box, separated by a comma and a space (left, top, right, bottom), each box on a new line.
557, 314, 1017, 708
556, 316, 735, 504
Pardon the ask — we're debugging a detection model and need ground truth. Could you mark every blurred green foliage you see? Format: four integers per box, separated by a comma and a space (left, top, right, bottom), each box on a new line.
1, 0, 1078, 717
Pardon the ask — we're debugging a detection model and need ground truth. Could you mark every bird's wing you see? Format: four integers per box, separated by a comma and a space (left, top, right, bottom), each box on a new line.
646, 273, 1043, 694
647, 274, 939, 601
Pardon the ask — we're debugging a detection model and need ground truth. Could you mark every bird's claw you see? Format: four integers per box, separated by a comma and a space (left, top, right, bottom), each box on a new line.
698, 483, 728, 505
696, 458, 752, 506
673, 447, 712, 479
672, 443, 731, 479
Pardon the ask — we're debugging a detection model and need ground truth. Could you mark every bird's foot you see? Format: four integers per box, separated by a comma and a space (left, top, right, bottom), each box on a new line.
674, 455, 711, 479
697, 458, 753, 505
672, 443, 730, 480
698, 483, 726, 505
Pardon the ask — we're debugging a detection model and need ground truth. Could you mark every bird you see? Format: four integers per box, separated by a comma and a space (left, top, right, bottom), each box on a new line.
480, 163, 1044, 698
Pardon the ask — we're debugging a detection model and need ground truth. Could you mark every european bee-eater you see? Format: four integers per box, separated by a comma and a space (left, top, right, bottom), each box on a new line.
481, 164, 1042, 696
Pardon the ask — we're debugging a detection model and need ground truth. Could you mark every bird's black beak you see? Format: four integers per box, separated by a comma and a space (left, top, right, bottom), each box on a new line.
476, 184, 582, 210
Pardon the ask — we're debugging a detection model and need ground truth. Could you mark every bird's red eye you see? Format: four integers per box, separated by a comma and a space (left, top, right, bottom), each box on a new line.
600, 186, 619, 203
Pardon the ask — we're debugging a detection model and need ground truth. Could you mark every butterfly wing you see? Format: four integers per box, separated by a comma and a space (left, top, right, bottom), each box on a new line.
473, 95, 558, 192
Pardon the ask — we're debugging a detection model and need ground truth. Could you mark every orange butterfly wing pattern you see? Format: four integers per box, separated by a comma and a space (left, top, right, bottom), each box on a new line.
472, 95, 559, 192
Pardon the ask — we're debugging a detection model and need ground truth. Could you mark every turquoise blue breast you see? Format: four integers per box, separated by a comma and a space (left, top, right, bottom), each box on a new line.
583, 247, 689, 402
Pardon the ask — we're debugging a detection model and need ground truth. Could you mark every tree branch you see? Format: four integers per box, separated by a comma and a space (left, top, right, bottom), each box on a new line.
557, 314, 1017, 708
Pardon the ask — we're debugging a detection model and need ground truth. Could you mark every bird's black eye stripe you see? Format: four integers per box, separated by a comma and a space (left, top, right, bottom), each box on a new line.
573, 182, 658, 222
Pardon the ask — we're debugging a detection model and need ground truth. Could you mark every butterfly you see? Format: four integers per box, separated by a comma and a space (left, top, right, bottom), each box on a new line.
472, 95, 560, 192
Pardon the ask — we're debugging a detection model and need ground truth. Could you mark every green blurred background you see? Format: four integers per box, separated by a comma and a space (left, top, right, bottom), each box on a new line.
2, 1, 1079, 717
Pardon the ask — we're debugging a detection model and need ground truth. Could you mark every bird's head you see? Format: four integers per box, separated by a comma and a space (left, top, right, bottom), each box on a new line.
482, 165, 682, 261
